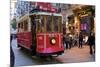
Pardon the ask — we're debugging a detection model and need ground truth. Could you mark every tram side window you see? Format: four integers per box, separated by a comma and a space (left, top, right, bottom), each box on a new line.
59, 16, 62, 33
21, 22, 23, 29
20, 22, 24, 32
46, 16, 52, 32
18, 22, 24, 32
37, 19, 41, 33
37, 16, 45, 33
18, 23, 20, 32
40, 16, 45, 33
24, 20, 28, 31
53, 16, 59, 32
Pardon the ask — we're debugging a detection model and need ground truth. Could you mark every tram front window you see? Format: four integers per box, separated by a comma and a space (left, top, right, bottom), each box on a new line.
53, 16, 59, 32
46, 16, 62, 33
37, 15, 45, 33
46, 16, 52, 32
36, 15, 62, 33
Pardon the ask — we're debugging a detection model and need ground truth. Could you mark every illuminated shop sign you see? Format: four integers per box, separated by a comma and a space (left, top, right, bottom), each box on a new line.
78, 11, 90, 17
81, 23, 87, 30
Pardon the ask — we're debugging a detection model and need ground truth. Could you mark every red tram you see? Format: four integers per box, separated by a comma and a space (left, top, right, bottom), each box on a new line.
17, 12, 64, 57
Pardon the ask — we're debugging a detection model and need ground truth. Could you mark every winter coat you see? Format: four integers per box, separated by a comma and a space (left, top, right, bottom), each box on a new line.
88, 35, 95, 45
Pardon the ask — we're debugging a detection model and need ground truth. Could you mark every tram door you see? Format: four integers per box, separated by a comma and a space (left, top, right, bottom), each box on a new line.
30, 15, 37, 55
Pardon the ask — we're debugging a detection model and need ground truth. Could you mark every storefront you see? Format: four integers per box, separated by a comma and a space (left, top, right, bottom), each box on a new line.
73, 5, 95, 35
67, 15, 75, 35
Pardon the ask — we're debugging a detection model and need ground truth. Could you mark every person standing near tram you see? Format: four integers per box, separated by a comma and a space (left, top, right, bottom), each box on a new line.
79, 32, 83, 48
68, 34, 73, 49
10, 34, 15, 67
65, 34, 69, 49
87, 32, 95, 55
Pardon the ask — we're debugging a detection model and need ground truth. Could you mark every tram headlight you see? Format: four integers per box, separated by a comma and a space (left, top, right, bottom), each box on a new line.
51, 38, 56, 44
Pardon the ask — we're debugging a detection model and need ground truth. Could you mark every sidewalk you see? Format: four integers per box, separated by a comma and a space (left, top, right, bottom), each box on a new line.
55, 45, 95, 63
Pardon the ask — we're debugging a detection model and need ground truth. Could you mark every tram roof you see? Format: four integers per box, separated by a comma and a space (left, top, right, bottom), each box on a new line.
17, 12, 62, 23
30, 12, 62, 16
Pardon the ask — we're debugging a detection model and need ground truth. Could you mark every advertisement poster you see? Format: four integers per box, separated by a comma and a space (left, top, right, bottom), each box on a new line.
0, 0, 98, 67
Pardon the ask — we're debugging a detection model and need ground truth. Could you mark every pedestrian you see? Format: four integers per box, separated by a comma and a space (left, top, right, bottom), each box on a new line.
68, 34, 73, 49
63, 35, 66, 48
74, 39, 77, 46
10, 34, 13, 42
87, 32, 95, 55
74, 33, 79, 46
10, 34, 15, 67
79, 32, 83, 48
65, 34, 69, 49
69, 36, 73, 49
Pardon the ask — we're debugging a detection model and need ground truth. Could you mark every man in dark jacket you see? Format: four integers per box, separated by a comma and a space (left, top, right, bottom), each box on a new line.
10, 34, 15, 67
87, 32, 95, 55
79, 33, 83, 48
65, 34, 69, 49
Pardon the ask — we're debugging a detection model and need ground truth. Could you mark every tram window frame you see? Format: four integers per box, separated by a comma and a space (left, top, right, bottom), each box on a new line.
46, 15, 62, 33
46, 15, 52, 32
37, 19, 41, 33
36, 15, 62, 33
59, 16, 63, 33
20, 22, 24, 32
36, 15, 46, 33
40, 15, 45, 33
36, 15, 41, 33
18, 23, 20, 32
53, 16, 59, 32
18, 22, 24, 32
24, 20, 28, 32
21, 22, 23, 29
18, 23, 20, 28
